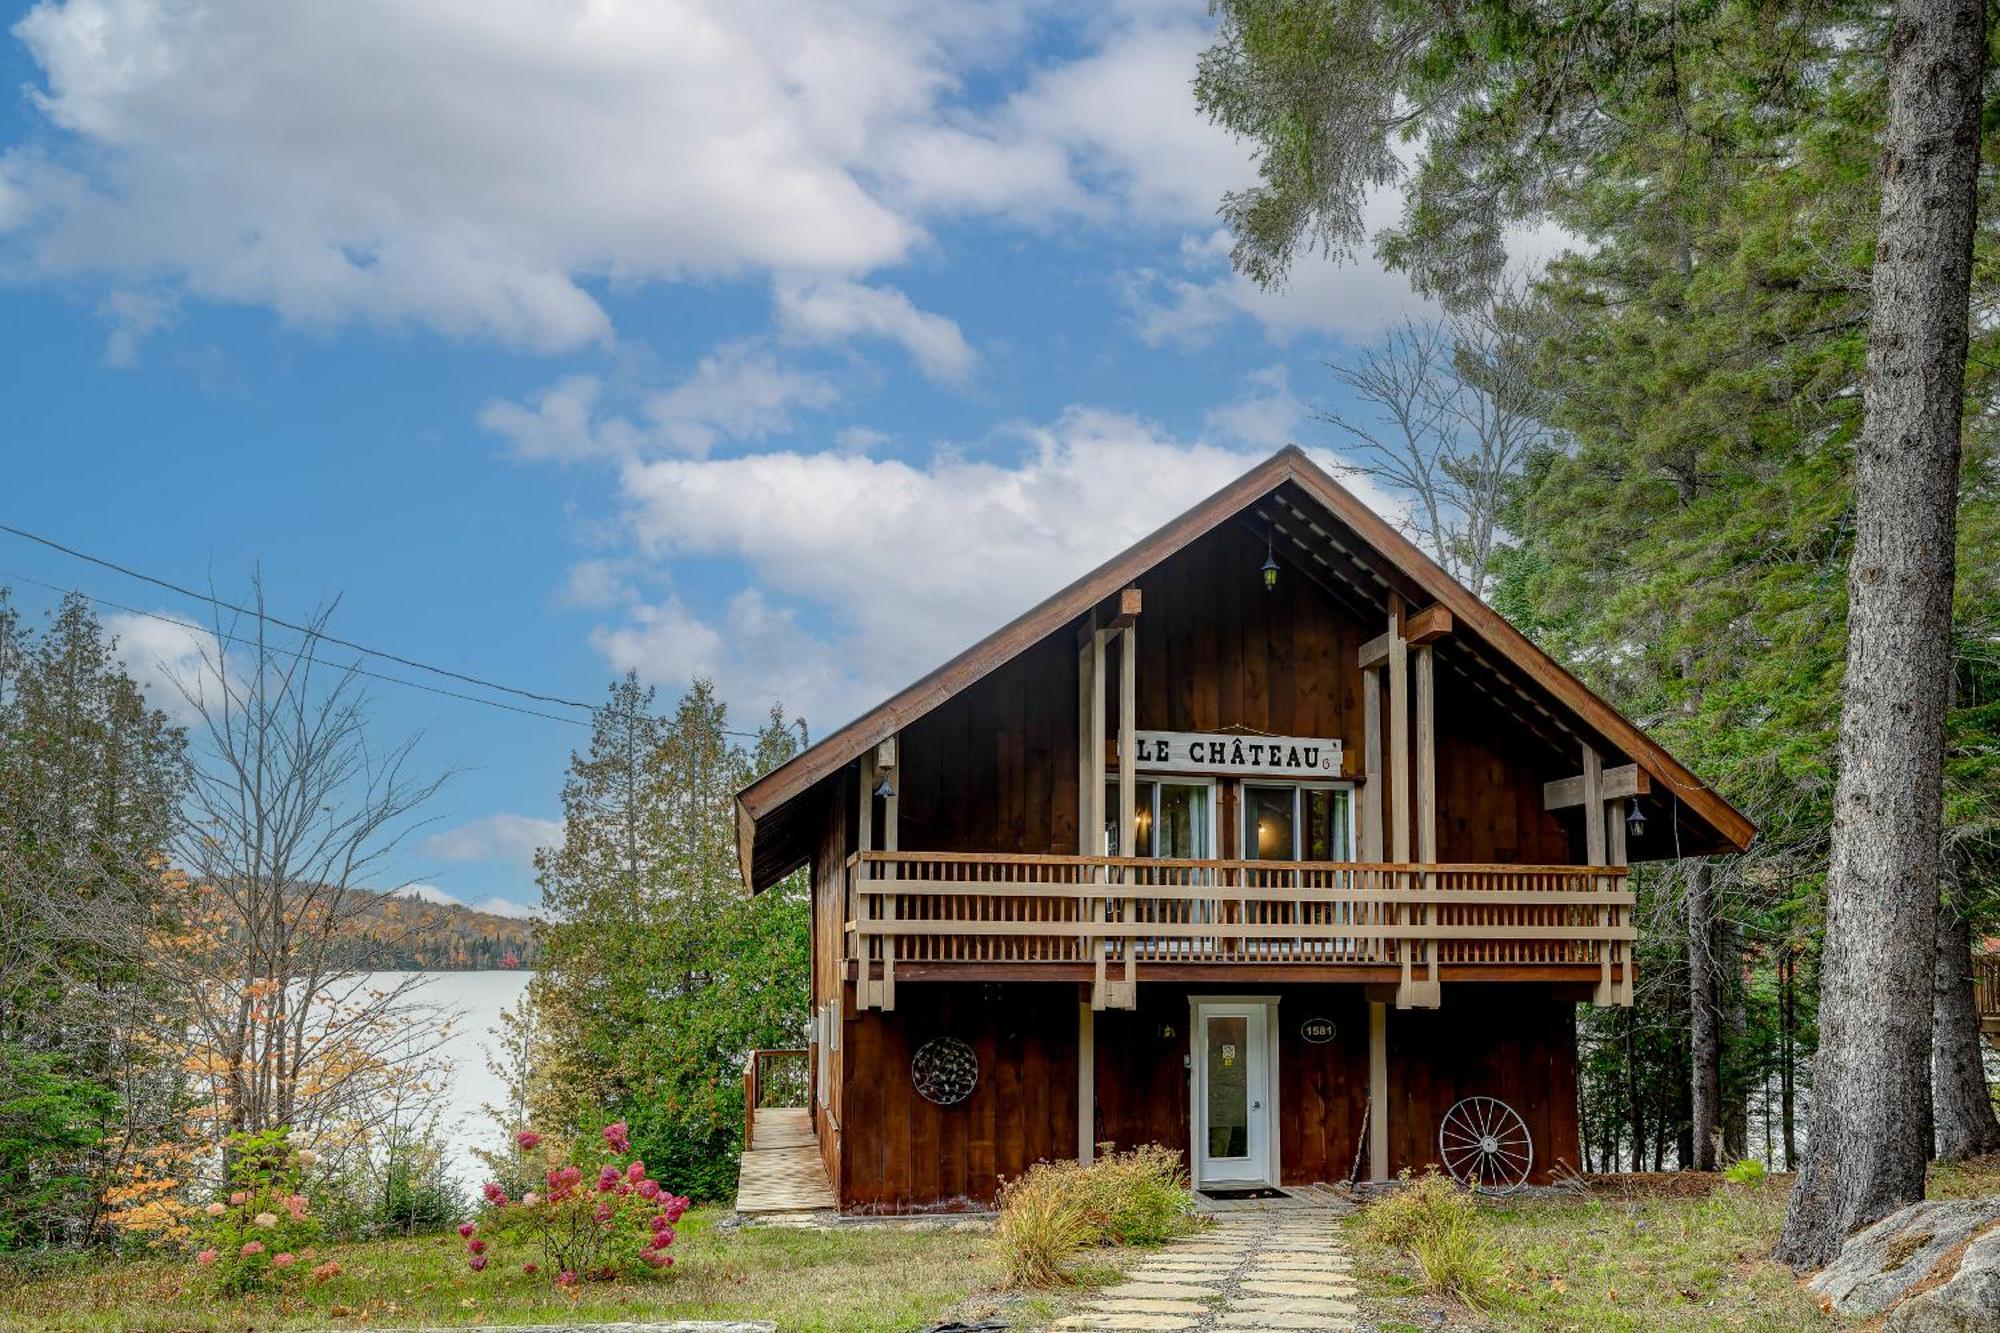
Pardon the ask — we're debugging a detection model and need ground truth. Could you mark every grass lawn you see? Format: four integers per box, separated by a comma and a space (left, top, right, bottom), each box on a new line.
1349, 1156, 2000, 1332
0, 1207, 1003, 1332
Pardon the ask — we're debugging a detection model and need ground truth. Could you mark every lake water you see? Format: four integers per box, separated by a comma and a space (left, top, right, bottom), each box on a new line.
362, 969, 532, 1197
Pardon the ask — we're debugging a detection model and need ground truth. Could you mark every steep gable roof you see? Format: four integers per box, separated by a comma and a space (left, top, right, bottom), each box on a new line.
736, 445, 1753, 890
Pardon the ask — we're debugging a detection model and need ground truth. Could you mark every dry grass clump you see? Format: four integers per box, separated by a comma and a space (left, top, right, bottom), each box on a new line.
1360, 1168, 1496, 1310
995, 1145, 1197, 1287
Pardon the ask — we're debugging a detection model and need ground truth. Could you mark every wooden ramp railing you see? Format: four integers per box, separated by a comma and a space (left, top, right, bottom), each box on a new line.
742, 1048, 807, 1152
1977, 954, 2000, 1033
846, 852, 1634, 1012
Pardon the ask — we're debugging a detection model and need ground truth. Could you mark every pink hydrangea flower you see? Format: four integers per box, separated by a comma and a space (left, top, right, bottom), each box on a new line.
283, 1194, 310, 1221
516, 1130, 542, 1151
203, 1201, 227, 1217
481, 1182, 509, 1206
240, 1241, 265, 1257
594, 1201, 615, 1223
228, 1191, 249, 1206
468, 1255, 487, 1272
195, 1248, 218, 1267
602, 1122, 630, 1154
636, 1179, 661, 1200
557, 1270, 578, 1288
626, 1160, 645, 1182
522, 1262, 538, 1275
522, 1191, 541, 1207
271, 1253, 296, 1269
252, 1212, 278, 1229
596, 1164, 619, 1192
467, 1238, 486, 1255
458, 1222, 476, 1238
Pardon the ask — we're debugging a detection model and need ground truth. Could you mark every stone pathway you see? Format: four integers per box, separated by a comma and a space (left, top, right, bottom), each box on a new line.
1053, 1213, 1359, 1332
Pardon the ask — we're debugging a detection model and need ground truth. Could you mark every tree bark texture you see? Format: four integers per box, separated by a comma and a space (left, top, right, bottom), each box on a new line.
1776, 0, 1985, 1270
1689, 860, 1723, 1171
1932, 898, 2000, 1161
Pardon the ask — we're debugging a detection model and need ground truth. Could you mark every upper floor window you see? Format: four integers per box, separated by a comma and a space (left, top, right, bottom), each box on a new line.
1107, 779, 1215, 858
1244, 783, 1353, 861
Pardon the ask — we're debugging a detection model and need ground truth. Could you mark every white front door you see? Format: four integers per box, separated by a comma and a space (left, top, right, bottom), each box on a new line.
1193, 1002, 1271, 1186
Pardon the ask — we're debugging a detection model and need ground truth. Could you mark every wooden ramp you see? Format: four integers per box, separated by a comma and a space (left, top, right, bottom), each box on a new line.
736, 1108, 836, 1214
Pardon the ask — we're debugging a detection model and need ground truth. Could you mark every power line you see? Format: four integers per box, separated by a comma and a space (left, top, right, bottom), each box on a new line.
0, 520, 597, 712
0, 526, 784, 741
0, 569, 589, 728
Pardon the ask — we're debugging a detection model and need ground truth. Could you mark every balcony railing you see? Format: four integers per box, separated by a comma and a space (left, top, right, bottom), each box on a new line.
845, 851, 1634, 1009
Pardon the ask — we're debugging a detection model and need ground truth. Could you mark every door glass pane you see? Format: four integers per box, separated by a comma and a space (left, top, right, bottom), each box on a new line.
1245, 785, 1296, 861
1304, 788, 1352, 860
1206, 1016, 1249, 1159
1105, 781, 1155, 857
1157, 783, 1210, 858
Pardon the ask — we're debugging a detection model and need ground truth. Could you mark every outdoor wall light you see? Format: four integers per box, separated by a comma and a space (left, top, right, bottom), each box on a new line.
1626, 801, 1646, 840
1261, 529, 1280, 592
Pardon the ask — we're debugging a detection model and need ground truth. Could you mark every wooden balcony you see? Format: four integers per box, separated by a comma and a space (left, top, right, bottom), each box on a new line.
845, 851, 1635, 1011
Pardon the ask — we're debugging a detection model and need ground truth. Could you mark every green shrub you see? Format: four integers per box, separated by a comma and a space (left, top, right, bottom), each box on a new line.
1360, 1169, 1495, 1310
1722, 1158, 1767, 1185
996, 1146, 1197, 1287
187, 1128, 324, 1295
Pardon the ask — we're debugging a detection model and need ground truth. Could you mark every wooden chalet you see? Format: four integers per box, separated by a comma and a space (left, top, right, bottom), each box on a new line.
734, 446, 1754, 1211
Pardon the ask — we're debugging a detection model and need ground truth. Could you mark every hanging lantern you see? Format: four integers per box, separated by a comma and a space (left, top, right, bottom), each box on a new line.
1261, 528, 1280, 592
1626, 800, 1646, 840
874, 775, 895, 801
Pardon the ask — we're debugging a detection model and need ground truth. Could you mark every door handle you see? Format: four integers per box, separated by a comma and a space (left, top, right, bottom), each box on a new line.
1252, 1101, 1262, 1110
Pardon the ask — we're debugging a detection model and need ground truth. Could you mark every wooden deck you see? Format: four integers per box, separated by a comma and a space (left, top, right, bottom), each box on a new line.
735, 1108, 836, 1214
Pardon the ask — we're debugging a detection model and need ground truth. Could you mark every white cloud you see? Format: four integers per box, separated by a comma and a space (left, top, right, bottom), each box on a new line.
594, 411, 1400, 729
479, 344, 838, 462
102, 609, 222, 723
2, 1, 1277, 352
774, 278, 976, 384
422, 814, 562, 870
397, 882, 545, 921
1205, 364, 1308, 450
1123, 224, 1426, 349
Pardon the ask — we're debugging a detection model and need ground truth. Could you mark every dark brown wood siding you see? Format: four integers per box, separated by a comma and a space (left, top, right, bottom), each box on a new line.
889, 521, 1573, 864
831, 980, 1579, 1209
836, 983, 1079, 1210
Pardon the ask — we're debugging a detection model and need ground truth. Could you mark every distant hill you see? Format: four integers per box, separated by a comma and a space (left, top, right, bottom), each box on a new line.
337, 889, 542, 971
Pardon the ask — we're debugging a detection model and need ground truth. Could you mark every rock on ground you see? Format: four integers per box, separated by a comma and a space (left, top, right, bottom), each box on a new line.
1807, 1197, 2000, 1317
1884, 1225, 2000, 1333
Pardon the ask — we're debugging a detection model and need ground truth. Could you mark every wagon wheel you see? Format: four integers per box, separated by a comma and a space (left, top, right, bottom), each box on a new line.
1438, 1096, 1533, 1193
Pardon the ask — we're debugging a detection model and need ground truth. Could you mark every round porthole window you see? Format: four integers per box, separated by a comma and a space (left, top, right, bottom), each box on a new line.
910, 1037, 979, 1106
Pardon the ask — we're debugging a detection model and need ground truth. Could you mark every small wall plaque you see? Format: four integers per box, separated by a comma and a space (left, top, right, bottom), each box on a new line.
1300, 1017, 1338, 1044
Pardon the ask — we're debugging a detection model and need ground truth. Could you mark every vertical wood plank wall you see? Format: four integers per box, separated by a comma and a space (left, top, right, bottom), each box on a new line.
827, 980, 1580, 1209
894, 522, 1574, 861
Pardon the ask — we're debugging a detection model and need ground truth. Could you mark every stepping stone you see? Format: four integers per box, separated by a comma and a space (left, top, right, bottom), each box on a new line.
1053, 1316, 1198, 1331
1098, 1282, 1219, 1300
1241, 1279, 1355, 1298
1208, 1304, 1352, 1320
1230, 1296, 1359, 1315
1080, 1298, 1210, 1315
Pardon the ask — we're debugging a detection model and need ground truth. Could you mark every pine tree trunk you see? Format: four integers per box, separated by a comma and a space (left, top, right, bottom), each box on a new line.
1775, 0, 1984, 1269
1932, 897, 2000, 1161
1689, 860, 1722, 1170
1723, 922, 1751, 1162
1781, 951, 1798, 1171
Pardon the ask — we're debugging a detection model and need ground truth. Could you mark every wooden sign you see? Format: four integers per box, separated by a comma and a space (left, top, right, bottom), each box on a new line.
1300, 1017, 1338, 1044
1128, 730, 1342, 778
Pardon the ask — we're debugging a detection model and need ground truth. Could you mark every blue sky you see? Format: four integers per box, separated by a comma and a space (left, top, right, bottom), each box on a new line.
0, 0, 1436, 915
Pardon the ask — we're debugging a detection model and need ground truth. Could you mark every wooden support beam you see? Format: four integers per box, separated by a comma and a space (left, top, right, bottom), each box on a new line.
1406, 604, 1454, 645
1078, 1002, 1095, 1163
1106, 585, 1143, 630
1413, 643, 1440, 1009
1117, 624, 1138, 1008
1368, 1001, 1389, 1182
1544, 763, 1651, 811
1358, 629, 1392, 669
874, 736, 896, 770
1361, 669, 1384, 862
1580, 745, 1607, 866
1388, 599, 1410, 864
